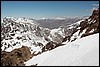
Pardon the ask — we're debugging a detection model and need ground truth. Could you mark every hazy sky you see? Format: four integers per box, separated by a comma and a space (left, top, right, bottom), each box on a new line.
1, 1, 99, 19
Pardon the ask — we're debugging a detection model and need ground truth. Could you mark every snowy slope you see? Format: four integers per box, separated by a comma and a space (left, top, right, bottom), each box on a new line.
1, 17, 50, 54
1, 17, 83, 53
25, 33, 99, 66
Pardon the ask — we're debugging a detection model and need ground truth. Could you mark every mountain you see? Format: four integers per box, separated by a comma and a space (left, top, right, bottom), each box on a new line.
36, 17, 82, 29
1, 17, 52, 66
0, 17, 82, 53
1, 8, 99, 66
25, 33, 99, 66
25, 9, 99, 65
1, 17, 51, 53
54, 8, 99, 43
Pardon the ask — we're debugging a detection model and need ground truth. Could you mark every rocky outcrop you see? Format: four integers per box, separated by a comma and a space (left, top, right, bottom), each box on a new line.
80, 9, 99, 37
1, 46, 32, 66
62, 8, 99, 42
42, 41, 65, 52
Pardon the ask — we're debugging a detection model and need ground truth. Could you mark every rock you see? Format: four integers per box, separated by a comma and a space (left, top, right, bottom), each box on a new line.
1, 46, 32, 66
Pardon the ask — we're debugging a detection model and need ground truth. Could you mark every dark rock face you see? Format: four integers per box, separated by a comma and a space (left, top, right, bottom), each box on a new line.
30, 64, 38, 66
60, 9, 99, 42
1, 46, 32, 66
80, 9, 99, 37
62, 36, 70, 42
42, 41, 56, 52
37, 42, 44, 48
42, 41, 65, 52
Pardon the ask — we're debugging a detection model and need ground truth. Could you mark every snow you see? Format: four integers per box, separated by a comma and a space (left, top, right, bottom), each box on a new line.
49, 28, 65, 43
88, 19, 91, 22
89, 29, 95, 33
50, 27, 65, 38
50, 28, 58, 35
88, 19, 96, 24
76, 20, 84, 24
77, 27, 81, 29
70, 29, 87, 41
1, 17, 50, 54
1, 29, 47, 54
70, 30, 80, 41
79, 29, 87, 37
6, 17, 37, 25
42, 18, 46, 20
66, 19, 84, 30
55, 17, 65, 20
25, 33, 99, 66
93, 20, 96, 23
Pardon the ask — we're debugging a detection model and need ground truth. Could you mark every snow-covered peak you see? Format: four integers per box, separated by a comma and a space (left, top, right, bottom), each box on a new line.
54, 17, 65, 20
2, 17, 39, 25
42, 17, 46, 20
1, 17, 51, 54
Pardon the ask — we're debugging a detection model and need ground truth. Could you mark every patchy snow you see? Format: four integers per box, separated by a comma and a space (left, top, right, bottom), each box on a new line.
55, 17, 65, 20
76, 20, 84, 24
49, 28, 65, 43
48, 35, 53, 41
88, 19, 91, 22
1, 29, 47, 54
77, 27, 81, 29
66, 19, 84, 30
93, 20, 96, 23
50, 28, 58, 35
79, 29, 87, 37
50, 27, 64, 37
89, 29, 95, 33
25, 33, 99, 66
67, 25, 74, 29
70, 29, 87, 41
1, 17, 50, 54
70, 30, 80, 41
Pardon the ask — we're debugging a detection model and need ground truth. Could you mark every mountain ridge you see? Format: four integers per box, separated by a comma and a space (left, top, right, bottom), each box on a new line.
1, 8, 99, 66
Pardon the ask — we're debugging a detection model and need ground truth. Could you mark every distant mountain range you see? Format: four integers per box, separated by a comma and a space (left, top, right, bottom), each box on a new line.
1, 8, 99, 66
36, 17, 83, 29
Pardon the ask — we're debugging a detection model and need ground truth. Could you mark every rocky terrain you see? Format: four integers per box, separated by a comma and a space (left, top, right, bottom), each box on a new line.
1, 8, 99, 66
